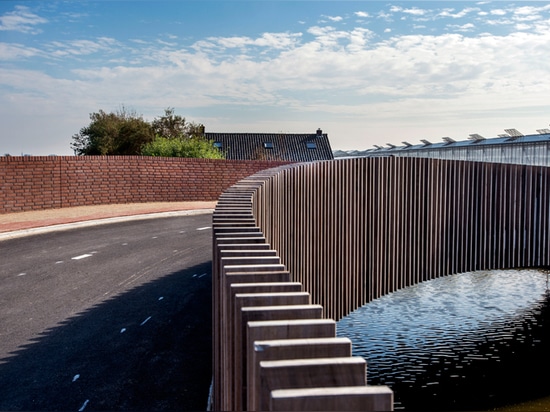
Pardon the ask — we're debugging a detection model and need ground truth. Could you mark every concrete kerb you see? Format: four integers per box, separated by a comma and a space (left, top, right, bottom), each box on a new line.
0, 209, 214, 241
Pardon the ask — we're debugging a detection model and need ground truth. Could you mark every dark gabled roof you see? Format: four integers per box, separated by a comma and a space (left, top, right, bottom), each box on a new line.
204, 130, 334, 162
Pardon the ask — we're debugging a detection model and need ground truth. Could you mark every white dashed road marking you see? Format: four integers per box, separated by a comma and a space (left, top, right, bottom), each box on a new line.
196, 226, 211, 231
140, 316, 152, 326
72, 254, 93, 260
78, 399, 89, 411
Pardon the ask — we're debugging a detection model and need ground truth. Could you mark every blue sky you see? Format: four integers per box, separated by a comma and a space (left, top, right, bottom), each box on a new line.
1, 1, 549, 155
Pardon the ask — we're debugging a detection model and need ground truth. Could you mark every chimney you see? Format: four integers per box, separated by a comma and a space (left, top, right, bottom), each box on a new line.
316, 128, 322, 137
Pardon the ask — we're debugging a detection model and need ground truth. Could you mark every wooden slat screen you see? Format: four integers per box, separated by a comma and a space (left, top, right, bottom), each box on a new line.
212, 157, 549, 411
249, 158, 550, 320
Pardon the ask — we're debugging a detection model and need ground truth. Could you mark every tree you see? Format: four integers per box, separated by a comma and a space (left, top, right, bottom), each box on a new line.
151, 107, 205, 139
71, 106, 154, 155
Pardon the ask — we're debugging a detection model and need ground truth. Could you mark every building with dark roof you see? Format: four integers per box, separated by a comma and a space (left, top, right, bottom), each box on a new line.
205, 129, 333, 162
334, 128, 550, 167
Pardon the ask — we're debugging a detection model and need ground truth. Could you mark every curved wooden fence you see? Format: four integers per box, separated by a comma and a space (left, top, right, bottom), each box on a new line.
212, 157, 550, 411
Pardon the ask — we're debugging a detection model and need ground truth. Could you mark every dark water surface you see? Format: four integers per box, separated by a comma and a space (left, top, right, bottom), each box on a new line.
337, 269, 550, 411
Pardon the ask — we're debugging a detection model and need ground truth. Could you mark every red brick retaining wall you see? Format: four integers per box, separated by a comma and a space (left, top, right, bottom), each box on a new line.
0, 156, 291, 214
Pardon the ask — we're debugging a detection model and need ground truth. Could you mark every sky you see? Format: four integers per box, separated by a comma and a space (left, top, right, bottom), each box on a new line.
1, 1, 549, 155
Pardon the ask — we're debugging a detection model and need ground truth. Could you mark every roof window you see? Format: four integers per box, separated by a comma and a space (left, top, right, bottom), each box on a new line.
306, 142, 317, 149
264, 142, 274, 149
213, 142, 222, 148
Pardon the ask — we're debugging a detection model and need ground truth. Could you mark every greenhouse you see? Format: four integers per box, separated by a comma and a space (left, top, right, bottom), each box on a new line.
362, 128, 550, 166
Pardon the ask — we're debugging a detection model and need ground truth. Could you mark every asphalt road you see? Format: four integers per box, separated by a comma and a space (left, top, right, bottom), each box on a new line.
0, 214, 213, 411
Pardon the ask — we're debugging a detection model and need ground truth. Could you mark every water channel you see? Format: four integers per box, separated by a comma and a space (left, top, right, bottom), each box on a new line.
337, 269, 550, 411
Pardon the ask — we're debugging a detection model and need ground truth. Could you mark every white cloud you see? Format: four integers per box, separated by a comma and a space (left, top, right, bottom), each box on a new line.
485, 18, 514, 26
513, 5, 550, 17
355, 11, 369, 18
0, 5, 47, 34
157, 39, 177, 47
533, 18, 550, 35
47, 37, 118, 57
207, 36, 248, 49
438, 7, 479, 19
0, 42, 43, 60
448, 23, 476, 32
306, 25, 348, 49
199, 32, 302, 52
485, 4, 550, 24
377, 11, 393, 22
130, 39, 150, 45
512, 12, 541, 22
481, 3, 550, 31
515, 23, 531, 31
254, 32, 303, 49
391, 6, 428, 16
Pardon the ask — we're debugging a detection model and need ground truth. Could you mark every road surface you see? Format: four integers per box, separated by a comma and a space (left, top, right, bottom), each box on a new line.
0, 214, 213, 411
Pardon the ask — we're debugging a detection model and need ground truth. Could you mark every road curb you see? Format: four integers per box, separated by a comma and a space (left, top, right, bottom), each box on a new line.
0, 209, 214, 241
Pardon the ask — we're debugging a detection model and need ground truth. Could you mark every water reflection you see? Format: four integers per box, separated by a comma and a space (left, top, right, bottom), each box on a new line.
337, 269, 550, 411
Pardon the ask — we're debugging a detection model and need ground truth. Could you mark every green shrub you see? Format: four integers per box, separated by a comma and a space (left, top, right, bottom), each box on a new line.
141, 136, 225, 159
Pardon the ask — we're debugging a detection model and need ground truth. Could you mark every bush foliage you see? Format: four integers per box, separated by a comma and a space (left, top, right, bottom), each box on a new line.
141, 136, 224, 159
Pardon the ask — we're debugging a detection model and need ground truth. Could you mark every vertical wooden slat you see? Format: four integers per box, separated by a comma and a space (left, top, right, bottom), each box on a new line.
539, 168, 549, 266
504, 164, 512, 268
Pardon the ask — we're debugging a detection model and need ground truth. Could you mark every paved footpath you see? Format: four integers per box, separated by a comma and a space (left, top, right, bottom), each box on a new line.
0, 201, 218, 240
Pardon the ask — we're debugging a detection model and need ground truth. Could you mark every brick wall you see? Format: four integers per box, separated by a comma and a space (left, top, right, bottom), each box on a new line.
0, 156, 291, 214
